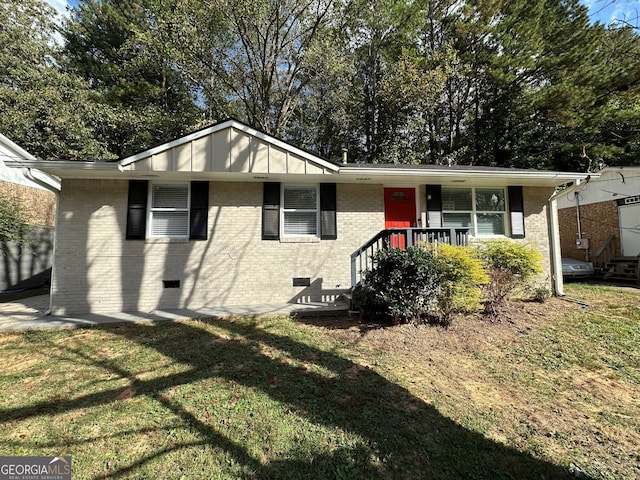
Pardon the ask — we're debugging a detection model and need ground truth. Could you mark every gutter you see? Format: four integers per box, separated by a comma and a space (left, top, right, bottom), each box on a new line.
22, 167, 61, 193
339, 166, 581, 184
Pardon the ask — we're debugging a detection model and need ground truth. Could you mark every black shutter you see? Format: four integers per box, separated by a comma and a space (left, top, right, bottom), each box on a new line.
426, 185, 443, 228
262, 182, 280, 240
126, 180, 148, 240
320, 183, 337, 240
190, 181, 209, 240
508, 185, 525, 239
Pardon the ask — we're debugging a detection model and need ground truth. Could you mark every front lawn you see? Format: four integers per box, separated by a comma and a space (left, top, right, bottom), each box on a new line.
0, 284, 638, 479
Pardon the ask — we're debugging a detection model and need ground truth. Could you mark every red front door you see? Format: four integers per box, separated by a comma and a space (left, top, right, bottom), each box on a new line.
384, 187, 416, 248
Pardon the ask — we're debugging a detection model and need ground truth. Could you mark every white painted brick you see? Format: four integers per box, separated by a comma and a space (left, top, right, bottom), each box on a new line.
51, 180, 553, 314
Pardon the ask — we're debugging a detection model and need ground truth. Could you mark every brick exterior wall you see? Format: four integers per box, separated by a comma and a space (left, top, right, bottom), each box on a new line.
558, 200, 621, 262
51, 180, 554, 314
522, 186, 555, 279
0, 180, 56, 226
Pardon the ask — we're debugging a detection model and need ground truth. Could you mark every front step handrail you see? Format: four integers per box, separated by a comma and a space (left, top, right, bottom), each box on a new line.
350, 228, 470, 288
592, 234, 615, 273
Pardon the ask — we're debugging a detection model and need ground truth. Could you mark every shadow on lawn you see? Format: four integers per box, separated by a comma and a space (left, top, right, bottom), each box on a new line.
3, 316, 575, 479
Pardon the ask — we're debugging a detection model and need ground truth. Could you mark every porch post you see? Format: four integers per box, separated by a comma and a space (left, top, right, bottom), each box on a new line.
450, 228, 457, 246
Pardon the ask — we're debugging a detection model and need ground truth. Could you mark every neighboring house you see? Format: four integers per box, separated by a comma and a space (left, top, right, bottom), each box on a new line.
0, 134, 60, 291
556, 166, 640, 271
7, 119, 580, 315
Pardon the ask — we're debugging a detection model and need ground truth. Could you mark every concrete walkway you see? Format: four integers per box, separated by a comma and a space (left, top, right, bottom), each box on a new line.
0, 294, 350, 331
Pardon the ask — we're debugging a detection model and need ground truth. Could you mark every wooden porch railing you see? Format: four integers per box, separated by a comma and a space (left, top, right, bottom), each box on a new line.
591, 234, 615, 274
350, 228, 471, 288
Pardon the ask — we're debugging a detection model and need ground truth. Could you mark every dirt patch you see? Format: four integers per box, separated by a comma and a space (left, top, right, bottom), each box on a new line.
306, 297, 577, 354
303, 295, 640, 479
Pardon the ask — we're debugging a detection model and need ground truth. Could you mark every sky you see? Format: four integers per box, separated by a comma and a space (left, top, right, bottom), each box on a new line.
583, 0, 640, 27
43, 0, 640, 29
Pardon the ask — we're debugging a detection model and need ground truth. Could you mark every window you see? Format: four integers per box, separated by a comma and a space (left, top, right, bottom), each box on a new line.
442, 187, 506, 236
281, 186, 319, 236
262, 183, 336, 241
126, 180, 208, 240
149, 183, 190, 238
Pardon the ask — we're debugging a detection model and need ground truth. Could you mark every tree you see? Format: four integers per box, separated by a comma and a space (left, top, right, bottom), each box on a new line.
421, 0, 640, 170
0, 0, 112, 160
62, 0, 202, 157
0, 193, 32, 247
5, 0, 639, 169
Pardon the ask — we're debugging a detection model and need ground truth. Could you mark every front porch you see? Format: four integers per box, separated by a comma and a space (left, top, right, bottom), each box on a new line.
350, 227, 471, 287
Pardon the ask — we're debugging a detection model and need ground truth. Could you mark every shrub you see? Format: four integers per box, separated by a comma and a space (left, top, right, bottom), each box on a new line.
353, 247, 441, 325
428, 243, 489, 325
526, 282, 552, 303
0, 193, 33, 247
477, 239, 543, 317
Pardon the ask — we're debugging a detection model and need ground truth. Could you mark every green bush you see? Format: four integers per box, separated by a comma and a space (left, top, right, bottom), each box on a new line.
429, 243, 489, 325
525, 282, 552, 303
477, 239, 543, 317
353, 247, 441, 325
0, 194, 32, 246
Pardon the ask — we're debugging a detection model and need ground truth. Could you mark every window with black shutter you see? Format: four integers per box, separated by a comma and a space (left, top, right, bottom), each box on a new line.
126, 180, 209, 240
425, 184, 523, 238
262, 182, 337, 240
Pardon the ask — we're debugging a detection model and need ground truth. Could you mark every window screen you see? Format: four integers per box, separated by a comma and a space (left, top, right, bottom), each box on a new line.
150, 184, 189, 237
442, 188, 472, 230
282, 186, 318, 236
441, 187, 506, 236
475, 188, 505, 235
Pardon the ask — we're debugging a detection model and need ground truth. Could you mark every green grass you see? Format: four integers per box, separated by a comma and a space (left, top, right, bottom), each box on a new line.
1, 284, 638, 479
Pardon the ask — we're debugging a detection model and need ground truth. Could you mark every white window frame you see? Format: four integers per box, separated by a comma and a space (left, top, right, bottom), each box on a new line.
280, 184, 320, 238
442, 187, 508, 237
147, 182, 191, 239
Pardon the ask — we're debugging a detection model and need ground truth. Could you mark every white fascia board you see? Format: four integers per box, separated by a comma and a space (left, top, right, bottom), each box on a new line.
548, 172, 601, 202
119, 120, 340, 172
0, 133, 38, 161
340, 166, 583, 185
4, 159, 120, 173
4, 159, 119, 170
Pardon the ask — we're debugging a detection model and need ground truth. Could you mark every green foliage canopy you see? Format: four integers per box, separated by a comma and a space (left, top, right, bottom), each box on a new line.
1, 0, 638, 169
0, 0, 113, 160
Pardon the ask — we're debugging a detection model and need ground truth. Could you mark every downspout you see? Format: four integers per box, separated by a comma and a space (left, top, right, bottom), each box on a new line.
22, 168, 61, 315
548, 194, 564, 296
22, 168, 61, 192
